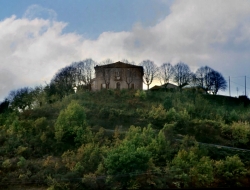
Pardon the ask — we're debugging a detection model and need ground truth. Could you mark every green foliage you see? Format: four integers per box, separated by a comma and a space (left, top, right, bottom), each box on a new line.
34, 117, 48, 131
148, 104, 167, 126
146, 129, 173, 164
187, 119, 224, 143
165, 108, 179, 123
189, 156, 214, 187
163, 95, 173, 110
2, 88, 250, 189
104, 141, 152, 189
61, 150, 77, 171
174, 109, 190, 134
224, 109, 240, 124
46, 175, 69, 190
221, 121, 250, 147
103, 125, 171, 189
167, 138, 214, 188
214, 155, 247, 187
59, 141, 105, 189
231, 122, 250, 145
124, 125, 155, 147
55, 100, 88, 145
16, 146, 29, 156
17, 156, 27, 168
134, 90, 146, 100
75, 143, 103, 173
2, 159, 12, 168
105, 143, 151, 175
8, 87, 35, 111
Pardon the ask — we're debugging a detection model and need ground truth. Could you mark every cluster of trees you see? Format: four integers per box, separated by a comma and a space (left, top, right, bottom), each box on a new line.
142, 60, 227, 94
2, 58, 227, 112
49, 58, 227, 95
0, 89, 250, 189
49, 59, 96, 98
2, 86, 45, 112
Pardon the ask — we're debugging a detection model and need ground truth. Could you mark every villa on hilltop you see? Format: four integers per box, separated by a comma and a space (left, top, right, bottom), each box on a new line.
92, 61, 143, 90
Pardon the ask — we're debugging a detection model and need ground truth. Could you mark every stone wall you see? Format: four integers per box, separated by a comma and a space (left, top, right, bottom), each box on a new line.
92, 66, 143, 90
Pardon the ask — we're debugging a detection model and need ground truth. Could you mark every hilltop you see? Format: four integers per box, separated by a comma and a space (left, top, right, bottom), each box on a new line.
0, 89, 250, 189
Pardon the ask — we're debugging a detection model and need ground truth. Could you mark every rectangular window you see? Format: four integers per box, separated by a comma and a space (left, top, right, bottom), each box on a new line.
131, 83, 134, 89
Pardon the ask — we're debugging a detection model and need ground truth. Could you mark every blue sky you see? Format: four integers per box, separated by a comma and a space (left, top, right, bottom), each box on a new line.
1, 0, 250, 101
0, 0, 173, 39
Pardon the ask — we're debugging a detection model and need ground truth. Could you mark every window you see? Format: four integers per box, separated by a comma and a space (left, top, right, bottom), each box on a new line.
115, 69, 121, 80
115, 70, 120, 77
131, 83, 134, 89
116, 82, 120, 89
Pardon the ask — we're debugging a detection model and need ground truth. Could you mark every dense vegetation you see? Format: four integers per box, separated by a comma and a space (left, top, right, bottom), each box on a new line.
0, 88, 250, 189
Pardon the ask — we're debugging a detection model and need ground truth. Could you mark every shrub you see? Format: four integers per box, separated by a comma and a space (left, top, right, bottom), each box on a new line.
148, 104, 167, 120
167, 148, 214, 188
134, 90, 146, 100
188, 119, 223, 143
104, 142, 152, 189
17, 156, 27, 168
165, 108, 179, 123
221, 121, 250, 147
2, 159, 12, 168
54, 100, 88, 145
214, 155, 247, 187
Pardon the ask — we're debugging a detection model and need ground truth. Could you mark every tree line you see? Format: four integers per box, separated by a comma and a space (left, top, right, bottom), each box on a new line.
0, 58, 227, 112
142, 60, 227, 94
48, 58, 227, 94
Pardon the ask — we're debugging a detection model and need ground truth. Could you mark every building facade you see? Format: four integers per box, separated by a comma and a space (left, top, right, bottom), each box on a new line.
92, 61, 143, 90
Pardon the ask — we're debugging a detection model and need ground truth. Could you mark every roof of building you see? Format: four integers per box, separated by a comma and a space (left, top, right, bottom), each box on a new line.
150, 85, 162, 90
95, 61, 143, 69
150, 83, 178, 90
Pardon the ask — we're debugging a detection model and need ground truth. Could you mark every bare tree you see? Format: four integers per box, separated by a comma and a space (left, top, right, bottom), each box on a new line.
100, 58, 113, 66
195, 66, 214, 93
173, 62, 191, 89
72, 59, 96, 90
102, 68, 113, 89
84, 59, 96, 90
121, 59, 136, 65
209, 70, 227, 95
189, 72, 199, 88
120, 59, 138, 89
71, 61, 85, 87
124, 68, 137, 89
140, 60, 158, 90
98, 59, 114, 89
158, 62, 174, 90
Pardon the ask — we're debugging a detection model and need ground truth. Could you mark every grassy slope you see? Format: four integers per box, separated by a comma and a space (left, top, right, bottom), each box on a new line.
1, 89, 250, 189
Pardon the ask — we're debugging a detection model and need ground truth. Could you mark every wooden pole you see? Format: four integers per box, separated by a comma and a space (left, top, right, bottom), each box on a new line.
245, 76, 246, 96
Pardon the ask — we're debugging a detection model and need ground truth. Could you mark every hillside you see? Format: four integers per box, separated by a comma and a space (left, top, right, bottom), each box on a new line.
0, 89, 250, 189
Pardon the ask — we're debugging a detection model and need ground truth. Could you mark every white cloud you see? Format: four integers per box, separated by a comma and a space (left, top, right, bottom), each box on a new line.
0, 16, 83, 100
1, 1, 250, 100
23, 4, 57, 21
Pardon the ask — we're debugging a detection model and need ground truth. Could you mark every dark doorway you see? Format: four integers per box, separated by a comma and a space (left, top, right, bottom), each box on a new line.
116, 82, 120, 89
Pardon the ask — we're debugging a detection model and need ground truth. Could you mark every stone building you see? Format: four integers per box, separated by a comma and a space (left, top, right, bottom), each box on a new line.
92, 61, 143, 90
